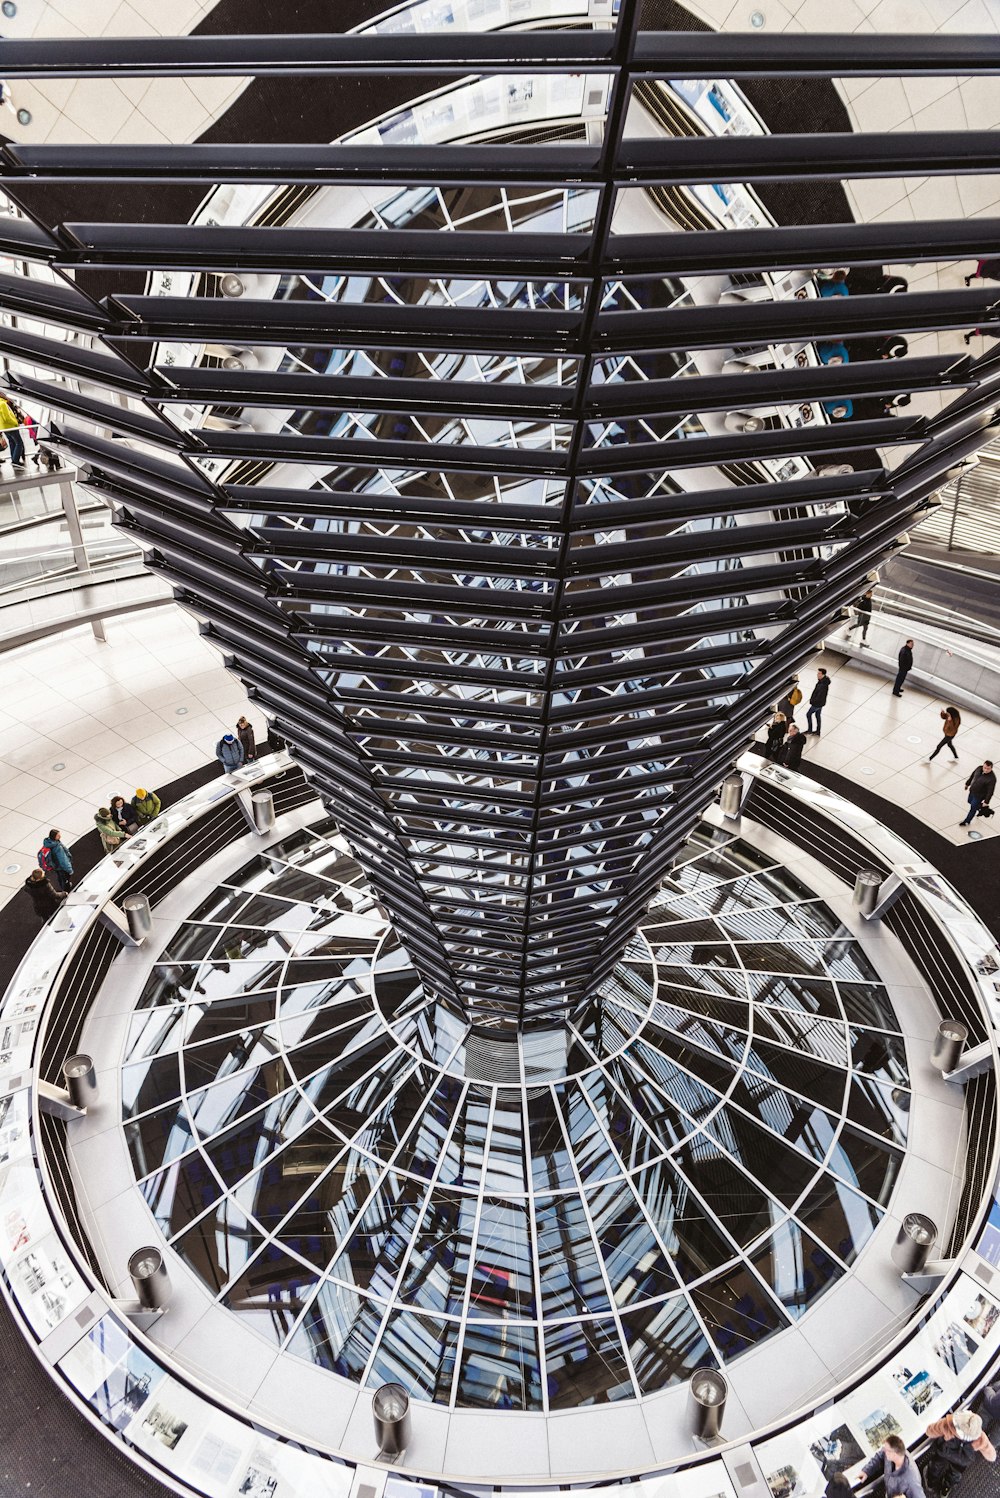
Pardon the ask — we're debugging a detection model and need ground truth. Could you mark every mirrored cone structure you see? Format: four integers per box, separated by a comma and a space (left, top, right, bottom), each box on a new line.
2, 21, 1000, 1034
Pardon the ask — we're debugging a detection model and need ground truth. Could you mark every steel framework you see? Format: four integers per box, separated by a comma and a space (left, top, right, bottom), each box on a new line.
2, 18, 1000, 1031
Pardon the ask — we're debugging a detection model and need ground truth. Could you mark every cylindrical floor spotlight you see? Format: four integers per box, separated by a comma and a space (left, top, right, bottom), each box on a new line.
251, 791, 275, 834
852, 869, 882, 917
931, 1020, 967, 1075
63, 1054, 98, 1111
719, 772, 743, 820
122, 893, 152, 941
689, 1368, 728, 1440
891, 1213, 937, 1276
373, 1382, 410, 1456
128, 1247, 171, 1310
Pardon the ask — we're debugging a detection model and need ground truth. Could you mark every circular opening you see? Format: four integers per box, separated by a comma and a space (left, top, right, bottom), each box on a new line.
175, 706, 188, 715
940, 1023, 967, 1043
2, 2, 18, 16
373, 1383, 409, 1421
750, 9, 766, 26
220, 274, 245, 298
691, 1370, 728, 1406
129, 1248, 163, 1279
16, 107, 31, 126
52, 762, 65, 772
4, 862, 20, 874
63, 1054, 93, 1080
902, 1213, 936, 1246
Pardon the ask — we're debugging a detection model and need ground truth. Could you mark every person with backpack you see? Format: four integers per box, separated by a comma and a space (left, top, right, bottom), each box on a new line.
961, 761, 996, 827
38, 829, 73, 891
215, 733, 244, 773
778, 677, 803, 723
0, 393, 25, 466
929, 707, 961, 761
23, 868, 67, 922
132, 787, 161, 825
94, 807, 124, 855
922, 1409, 995, 1496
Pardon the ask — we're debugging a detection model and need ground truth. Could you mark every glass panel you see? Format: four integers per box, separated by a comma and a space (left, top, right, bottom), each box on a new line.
749, 1219, 844, 1321
690, 1264, 788, 1359
621, 1296, 718, 1393
545, 1317, 633, 1408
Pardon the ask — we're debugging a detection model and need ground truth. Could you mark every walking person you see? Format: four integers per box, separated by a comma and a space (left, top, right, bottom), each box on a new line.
847, 587, 874, 645
0, 392, 26, 466
806, 668, 830, 735
38, 829, 73, 892
960, 761, 996, 827
778, 724, 804, 771
764, 709, 788, 761
94, 807, 125, 855
893, 639, 914, 697
964, 258, 1000, 285
23, 868, 67, 923
929, 707, 961, 761
132, 787, 161, 826
859, 1436, 924, 1498
216, 732, 245, 773
236, 715, 256, 763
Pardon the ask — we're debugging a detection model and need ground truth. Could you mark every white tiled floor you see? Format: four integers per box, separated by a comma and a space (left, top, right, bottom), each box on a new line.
0, 605, 257, 898
770, 636, 1000, 848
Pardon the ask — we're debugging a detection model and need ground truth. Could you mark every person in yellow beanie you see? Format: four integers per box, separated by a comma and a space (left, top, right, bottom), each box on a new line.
131, 788, 161, 826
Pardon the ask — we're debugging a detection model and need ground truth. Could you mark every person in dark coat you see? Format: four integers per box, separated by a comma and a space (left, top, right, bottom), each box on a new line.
961, 761, 996, 826
764, 709, 788, 760
806, 668, 830, 735
109, 794, 137, 836
893, 639, 914, 696
236, 715, 256, 762
778, 724, 804, 770
847, 587, 874, 644
23, 868, 66, 922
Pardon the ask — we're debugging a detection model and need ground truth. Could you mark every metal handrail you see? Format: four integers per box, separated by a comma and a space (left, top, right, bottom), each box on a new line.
872, 582, 1000, 651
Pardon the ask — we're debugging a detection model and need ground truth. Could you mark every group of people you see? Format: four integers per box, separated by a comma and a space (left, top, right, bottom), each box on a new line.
824, 1388, 999, 1498
22, 789, 163, 923
215, 716, 257, 773
763, 668, 831, 769
23, 714, 266, 925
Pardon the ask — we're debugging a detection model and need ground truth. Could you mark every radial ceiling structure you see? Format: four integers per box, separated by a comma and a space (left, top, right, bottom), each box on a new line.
2, 14, 1000, 1032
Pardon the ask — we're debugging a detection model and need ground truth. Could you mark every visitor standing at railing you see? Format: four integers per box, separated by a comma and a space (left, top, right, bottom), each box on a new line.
847, 587, 874, 646
893, 639, 914, 697
857, 1435, 925, 1498
0, 393, 26, 467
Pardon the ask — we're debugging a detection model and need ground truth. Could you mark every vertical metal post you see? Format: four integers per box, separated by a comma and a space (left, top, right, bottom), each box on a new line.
60, 474, 107, 641
947, 471, 961, 552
